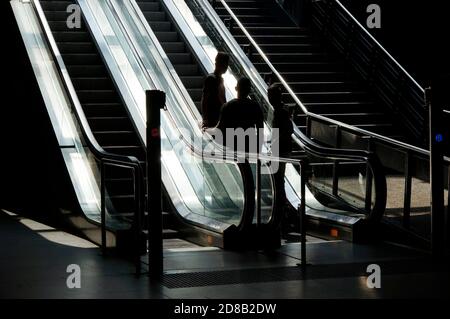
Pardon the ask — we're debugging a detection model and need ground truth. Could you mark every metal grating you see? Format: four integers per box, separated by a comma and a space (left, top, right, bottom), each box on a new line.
162, 258, 441, 289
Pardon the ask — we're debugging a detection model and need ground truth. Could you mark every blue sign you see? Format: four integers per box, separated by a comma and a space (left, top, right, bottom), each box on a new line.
435, 134, 444, 143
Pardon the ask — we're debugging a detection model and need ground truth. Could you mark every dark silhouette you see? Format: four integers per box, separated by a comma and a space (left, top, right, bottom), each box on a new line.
269, 84, 293, 209
216, 77, 264, 154
201, 52, 229, 129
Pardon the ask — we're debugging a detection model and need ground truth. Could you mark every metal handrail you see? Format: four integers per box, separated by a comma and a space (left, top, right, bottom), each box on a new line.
32, 0, 145, 256
211, 0, 450, 164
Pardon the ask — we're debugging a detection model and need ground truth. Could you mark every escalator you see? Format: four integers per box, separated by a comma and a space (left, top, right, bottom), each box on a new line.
41, 0, 146, 222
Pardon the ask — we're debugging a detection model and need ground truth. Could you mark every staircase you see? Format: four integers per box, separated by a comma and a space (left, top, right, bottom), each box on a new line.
212, 0, 405, 141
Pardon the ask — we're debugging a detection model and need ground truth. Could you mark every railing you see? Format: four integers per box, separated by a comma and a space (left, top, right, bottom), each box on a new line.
32, 0, 145, 272
311, 0, 427, 146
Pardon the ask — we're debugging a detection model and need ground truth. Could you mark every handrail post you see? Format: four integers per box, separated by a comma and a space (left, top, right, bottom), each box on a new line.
427, 86, 446, 257
403, 151, 412, 229
299, 162, 307, 269
332, 125, 341, 196
256, 128, 261, 228
447, 165, 450, 253
100, 161, 106, 254
365, 138, 373, 212
146, 90, 166, 280
133, 168, 142, 276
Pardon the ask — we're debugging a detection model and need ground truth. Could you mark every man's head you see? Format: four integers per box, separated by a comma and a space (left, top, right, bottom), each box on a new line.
236, 77, 252, 99
215, 52, 229, 75
268, 84, 283, 108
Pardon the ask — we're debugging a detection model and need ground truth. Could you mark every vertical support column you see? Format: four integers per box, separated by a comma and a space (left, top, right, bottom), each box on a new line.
332, 126, 341, 196
365, 138, 373, 212
146, 90, 165, 279
427, 87, 446, 257
306, 116, 312, 138
447, 165, 450, 253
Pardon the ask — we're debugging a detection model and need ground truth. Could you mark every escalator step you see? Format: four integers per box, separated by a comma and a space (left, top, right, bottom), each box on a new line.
83, 103, 125, 117
61, 53, 102, 65
179, 76, 204, 89
148, 21, 171, 32
40, 0, 77, 11
86, 116, 133, 131
167, 53, 192, 64
174, 64, 199, 76
136, 2, 160, 11
71, 78, 114, 90
77, 90, 120, 104
155, 31, 178, 42
57, 42, 96, 54
160, 42, 185, 53
46, 20, 86, 32
66, 65, 108, 77
143, 11, 166, 21
93, 131, 139, 146
53, 31, 90, 42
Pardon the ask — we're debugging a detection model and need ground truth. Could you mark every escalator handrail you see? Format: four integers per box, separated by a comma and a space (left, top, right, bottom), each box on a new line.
210, 0, 447, 162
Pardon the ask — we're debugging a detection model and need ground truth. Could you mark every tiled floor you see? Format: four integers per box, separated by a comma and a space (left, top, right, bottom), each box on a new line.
0, 209, 449, 299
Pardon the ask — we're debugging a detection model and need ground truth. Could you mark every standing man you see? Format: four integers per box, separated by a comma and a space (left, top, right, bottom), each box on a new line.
201, 52, 229, 129
216, 77, 264, 155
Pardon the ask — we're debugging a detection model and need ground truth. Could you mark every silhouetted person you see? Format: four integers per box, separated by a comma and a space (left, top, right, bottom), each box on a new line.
217, 77, 264, 155
269, 84, 293, 209
201, 52, 229, 129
